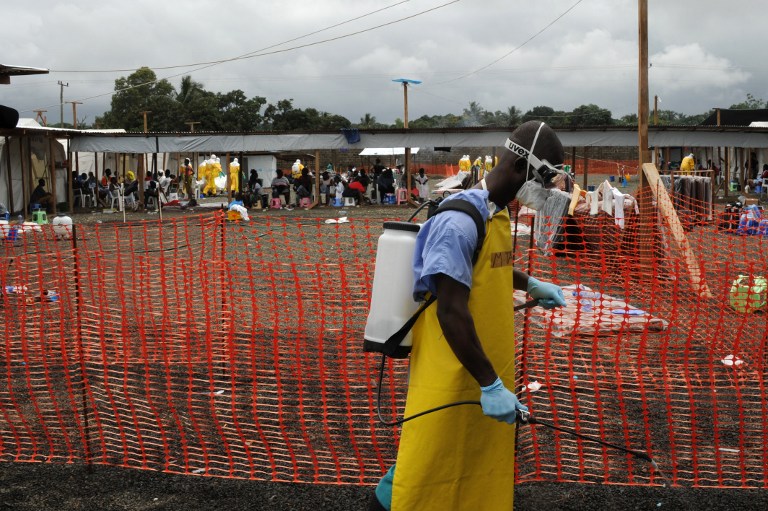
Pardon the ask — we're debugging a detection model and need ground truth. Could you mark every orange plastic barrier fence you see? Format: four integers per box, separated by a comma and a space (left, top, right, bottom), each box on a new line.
0, 198, 767, 489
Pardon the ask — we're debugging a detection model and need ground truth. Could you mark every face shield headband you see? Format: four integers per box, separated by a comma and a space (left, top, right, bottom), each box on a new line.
504, 123, 568, 188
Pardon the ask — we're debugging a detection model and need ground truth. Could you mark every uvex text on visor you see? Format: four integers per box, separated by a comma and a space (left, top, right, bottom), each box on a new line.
504, 122, 568, 188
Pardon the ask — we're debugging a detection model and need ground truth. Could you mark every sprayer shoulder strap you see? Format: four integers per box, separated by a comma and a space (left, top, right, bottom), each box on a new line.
433, 198, 487, 264
381, 199, 487, 356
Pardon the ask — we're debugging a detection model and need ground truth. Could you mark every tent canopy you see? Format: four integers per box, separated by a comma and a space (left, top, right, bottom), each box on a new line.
359, 147, 420, 156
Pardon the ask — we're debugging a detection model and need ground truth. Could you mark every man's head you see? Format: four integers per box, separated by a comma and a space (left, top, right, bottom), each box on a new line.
418, 168, 425, 175
184, 158, 190, 165
275, 169, 283, 178
38, 178, 45, 187
483, 120, 565, 206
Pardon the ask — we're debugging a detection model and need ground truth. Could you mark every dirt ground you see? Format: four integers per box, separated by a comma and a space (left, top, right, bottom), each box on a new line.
3, 185, 768, 510
3, 461, 768, 510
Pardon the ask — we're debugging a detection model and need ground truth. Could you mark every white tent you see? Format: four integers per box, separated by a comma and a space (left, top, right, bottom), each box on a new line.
0, 124, 67, 214
359, 147, 420, 156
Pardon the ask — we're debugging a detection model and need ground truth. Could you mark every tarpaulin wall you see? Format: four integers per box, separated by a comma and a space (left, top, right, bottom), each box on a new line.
0, 198, 767, 489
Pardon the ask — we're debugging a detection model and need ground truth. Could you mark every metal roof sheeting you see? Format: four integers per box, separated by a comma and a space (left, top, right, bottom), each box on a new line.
69, 127, 768, 152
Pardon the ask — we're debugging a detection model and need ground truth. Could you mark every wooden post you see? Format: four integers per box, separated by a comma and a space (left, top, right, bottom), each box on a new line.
225, 152, 231, 201
19, 137, 27, 216
4, 136, 13, 212
637, 0, 655, 285
67, 148, 74, 214
49, 135, 57, 214
570, 147, 576, 178
725, 148, 731, 198
308, 149, 320, 210
638, 0, 650, 187
663, 147, 670, 171
643, 163, 712, 299
137, 152, 145, 206
582, 146, 589, 189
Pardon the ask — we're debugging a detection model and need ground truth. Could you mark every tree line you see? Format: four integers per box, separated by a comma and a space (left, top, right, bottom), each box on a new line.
77, 67, 764, 132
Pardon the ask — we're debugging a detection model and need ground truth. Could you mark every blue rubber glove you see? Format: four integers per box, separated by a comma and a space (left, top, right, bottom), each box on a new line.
527, 276, 567, 309
480, 377, 528, 424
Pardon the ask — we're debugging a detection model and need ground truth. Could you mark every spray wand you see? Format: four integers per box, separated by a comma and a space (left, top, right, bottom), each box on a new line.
374, 295, 662, 474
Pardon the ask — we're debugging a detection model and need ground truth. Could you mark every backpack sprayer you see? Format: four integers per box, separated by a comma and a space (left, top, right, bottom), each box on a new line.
363, 198, 663, 476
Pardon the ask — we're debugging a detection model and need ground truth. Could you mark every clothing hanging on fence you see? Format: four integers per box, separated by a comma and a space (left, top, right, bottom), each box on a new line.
659, 175, 712, 221
534, 188, 571, 254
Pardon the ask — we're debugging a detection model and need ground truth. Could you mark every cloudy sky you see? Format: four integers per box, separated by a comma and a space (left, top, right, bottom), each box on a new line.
1, 0, 764, 127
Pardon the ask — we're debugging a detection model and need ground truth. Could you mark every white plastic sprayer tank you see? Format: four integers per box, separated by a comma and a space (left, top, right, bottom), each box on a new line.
364, 221, 422, 358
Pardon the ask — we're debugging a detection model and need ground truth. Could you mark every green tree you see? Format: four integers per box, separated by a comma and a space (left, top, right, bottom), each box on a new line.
618, 113, 639, 125
522, 106, 556, 124
729, 93, 765, 110
462, 101, 485, 126
357, 113, 385, 129
217, 89, 267, 131
568, 104, 613, 126
97, 67, 177, 131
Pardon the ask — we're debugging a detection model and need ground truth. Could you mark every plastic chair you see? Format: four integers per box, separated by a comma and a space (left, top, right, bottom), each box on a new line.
396, 188, 408, 205
344, 197, 356, 207
270, 197, 283, 209
74, 188, 91, 208
299, 197, 312, 208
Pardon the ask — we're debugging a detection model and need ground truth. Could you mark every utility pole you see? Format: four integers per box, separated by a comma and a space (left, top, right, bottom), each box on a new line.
638, 0, 649, 185
141, 110, 151, 133
57, 81, 69, 128
33, 109, 47, 126
67, 101, 82, 129
185, 121, 200, 133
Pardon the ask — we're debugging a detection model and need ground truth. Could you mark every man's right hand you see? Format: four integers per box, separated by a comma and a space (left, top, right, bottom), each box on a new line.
480, 377, 527, 424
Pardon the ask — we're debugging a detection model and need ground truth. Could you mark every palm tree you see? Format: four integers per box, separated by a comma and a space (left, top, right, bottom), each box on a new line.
358, 113, 378, 128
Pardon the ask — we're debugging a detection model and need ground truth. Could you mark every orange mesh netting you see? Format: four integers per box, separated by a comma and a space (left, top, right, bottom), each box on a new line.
0, 193, 767, 489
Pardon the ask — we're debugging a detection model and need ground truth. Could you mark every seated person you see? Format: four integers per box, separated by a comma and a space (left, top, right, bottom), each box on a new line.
30, 178, 54, 213
377, 167, 395, 199
158, 169, 172, 194
345, 177, 367, 204
320, 171, 332, 205
229, 192, 245, 209
270, 169, 291, 206
144, 179, 159, 208
294, 168, 313, 204
248, 169, 262, 194
124, 170, 138, 197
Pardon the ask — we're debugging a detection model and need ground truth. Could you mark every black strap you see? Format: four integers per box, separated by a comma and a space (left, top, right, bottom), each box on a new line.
381, 295, 436, 356
381, 198, 487, 355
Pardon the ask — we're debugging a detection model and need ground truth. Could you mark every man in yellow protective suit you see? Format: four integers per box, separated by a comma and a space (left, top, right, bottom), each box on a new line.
680, 153, 695, 175
229, 157, 240, 193
203, 155, 219, 196
371, 121, 567, 511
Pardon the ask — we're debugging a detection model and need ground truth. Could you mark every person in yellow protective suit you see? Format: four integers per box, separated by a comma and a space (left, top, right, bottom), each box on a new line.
680, 153, 695, 175
370, 121, 567, 511
291, 159, 304, 181
458, 154, 471, 172
198, 159, 211, 196
202, 155, 218, 196
484, 155, 494, 178
229, 158, 240, 193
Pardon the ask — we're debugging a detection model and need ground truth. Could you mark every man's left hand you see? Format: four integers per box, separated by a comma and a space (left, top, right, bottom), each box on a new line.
527, 277, 566, 309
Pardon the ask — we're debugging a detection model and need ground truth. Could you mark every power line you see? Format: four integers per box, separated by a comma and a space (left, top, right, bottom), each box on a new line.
51, 0, 411, 74
433, 0, 585, 86
20, 0, 459, 115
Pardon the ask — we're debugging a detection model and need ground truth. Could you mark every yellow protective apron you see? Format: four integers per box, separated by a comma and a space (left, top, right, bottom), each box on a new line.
392, 208, 517, 511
